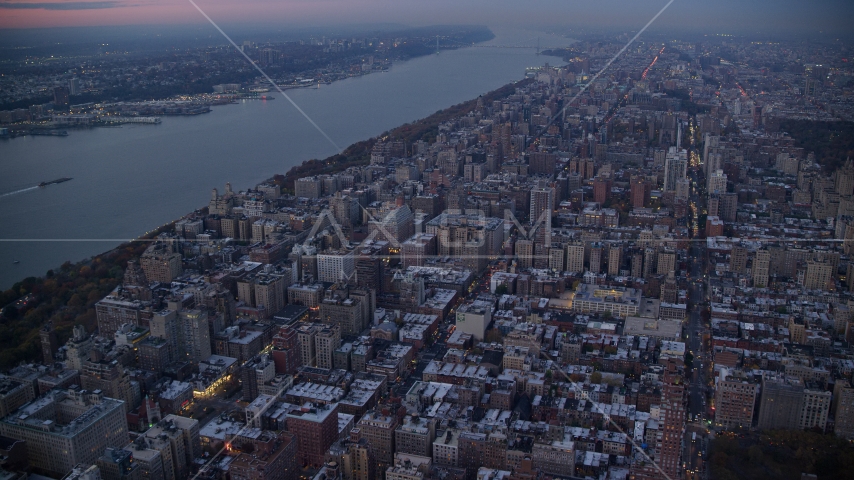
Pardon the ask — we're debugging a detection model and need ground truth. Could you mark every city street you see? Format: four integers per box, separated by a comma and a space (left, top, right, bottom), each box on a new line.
682, 129, 712, 479
687, 244, 707, 423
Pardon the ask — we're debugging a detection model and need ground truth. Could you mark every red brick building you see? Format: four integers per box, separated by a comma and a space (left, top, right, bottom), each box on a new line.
285, 403, 338, 468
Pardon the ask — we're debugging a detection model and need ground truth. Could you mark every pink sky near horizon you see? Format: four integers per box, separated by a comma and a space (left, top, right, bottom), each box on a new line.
0, 0, 340, 29
0, 0, 851, 32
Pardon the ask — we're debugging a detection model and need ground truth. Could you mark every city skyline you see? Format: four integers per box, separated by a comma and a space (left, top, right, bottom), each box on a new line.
1, 1, 854, 478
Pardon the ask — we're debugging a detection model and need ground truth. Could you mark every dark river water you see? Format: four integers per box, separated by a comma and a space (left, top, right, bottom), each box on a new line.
0, 28, 571, 289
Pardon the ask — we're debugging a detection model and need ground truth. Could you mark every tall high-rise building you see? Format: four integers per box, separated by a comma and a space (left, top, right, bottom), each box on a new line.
424, 212, 504, 265
708, 169, 728, 194
289, 244, 318, 282
656, 249, 676, 275
317, 250, 355, 283
833, 381, 854, 439
80, 361, 139, 413
141, 432, 176, 480
675, 178, 690, 200
125, 438, 164, 480
326, 436, 376, 480
630, 179, 650, 208
548, 247, 565, 271
803, 261, 834, 291
753, 104, 763, 129
315, 324, 341, 370
271, 325, 301, 375
150, 309, 180, 364
758, 376, 804, 430
123, 260, 149, 289
354, 241, 385, 293
394, 416, 436, 458
329, 193, 360, 230
592, 178, 611, 204
432, 429, 461, 467
753, 250, 771, 288
589, 243, 603, 274
709, 193, 722, 219
530, 187, 554, 249
720, 192, 738, 222
729, 246, 748, 274
714, 370, 758, 429
68, 78, 82, 96
458, 432, 486, 476
252, 273, 288, 316
240, 355, 275, 402
133, 416, 199, 480
0, 377, 35, 420
400, 277, 434, 310
660, 272, 679, 304
607, 245, 623, 276
369, 205, 415, 244
296, 324, 318, 367
149, 302, 210, 365
209, 187, 234, 216
286, 403, 338, 468
643, 247, 658, 277
658, 358, 685, 480
401, 233, 437, 269
663, 148, 688, 192
144, 416, 199, 480
319, 285, 369, 337
178, 309, 211, 364
294, 177, 322, 199
354, 409, 398, 470
515, 240, 533, 269
565, 243, 584, 273
138, 337, 170, 373
96, 294, 151, 339
702, 134, 720, 172
631, 252, 644, 279
528, 152, 556, 175
160, 414, 201, 465
799, 384, 831, 431
459, 431, 507, 474
287, 283, 324, 308
139, 243, 183, 284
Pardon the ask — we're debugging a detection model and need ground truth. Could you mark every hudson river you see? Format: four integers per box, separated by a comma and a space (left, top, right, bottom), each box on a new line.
0, 28, 571, 289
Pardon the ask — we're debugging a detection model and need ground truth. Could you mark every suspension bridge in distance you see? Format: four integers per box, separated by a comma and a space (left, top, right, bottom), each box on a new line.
450, 44, 555, 50
434, 36, 565, 54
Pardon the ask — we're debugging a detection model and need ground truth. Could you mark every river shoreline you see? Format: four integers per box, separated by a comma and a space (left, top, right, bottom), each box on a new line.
0, 27, 573, 289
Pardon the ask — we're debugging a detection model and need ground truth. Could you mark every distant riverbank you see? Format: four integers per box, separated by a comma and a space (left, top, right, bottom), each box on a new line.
0, 26, 496, 113
0, 39, 465, 139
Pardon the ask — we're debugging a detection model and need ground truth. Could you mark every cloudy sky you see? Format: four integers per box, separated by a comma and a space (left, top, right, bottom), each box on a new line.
0, 0, 851, 35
